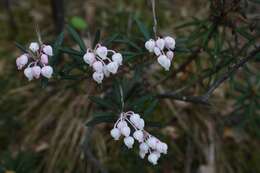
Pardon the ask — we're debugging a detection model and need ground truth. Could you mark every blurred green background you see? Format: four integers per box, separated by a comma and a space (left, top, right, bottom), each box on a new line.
0, 0, 260, 173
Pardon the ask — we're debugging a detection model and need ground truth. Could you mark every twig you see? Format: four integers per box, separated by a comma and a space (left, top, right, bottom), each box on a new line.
157, 47, 260, 105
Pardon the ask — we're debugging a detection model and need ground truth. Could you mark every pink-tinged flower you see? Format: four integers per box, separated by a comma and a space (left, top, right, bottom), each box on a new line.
156, 38, 165, 50
32, 66, 41, 79
92, 61, 103, 73
96, 46, 108, 59
40, 54, 49, 64
41, 66, 53, 79
43, 45, 53, 56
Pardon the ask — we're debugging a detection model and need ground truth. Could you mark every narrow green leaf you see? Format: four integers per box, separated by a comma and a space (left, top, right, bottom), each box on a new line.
67, 25, 86, 52
89, 96, 113, 109
134, 17, 150, 40
143, 99, 158, 117
15, 42, 28, 53
93, 29, 101, 48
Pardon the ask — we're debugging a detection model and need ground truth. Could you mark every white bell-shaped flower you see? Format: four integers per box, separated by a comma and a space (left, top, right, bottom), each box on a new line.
157, 55, 171, 71
43, 45, 53, 56
164, 36, 176, 50
121, 126, 131, 137
166, 50, 174, 60
148, 152, 159, 165
92, 61, 103, 73
83, 52, 96, 66
92, 72, 104, 84
32, 66, 41, 79
40, 54, 49, 64
139, 150, 146, 159
153, 47, 161, 56
24, 67, 33, 81
139, 142, 149, 153
106, 62, 119, 74
135, 118, 145, 130
156, 38, 165, 50
124, 136, 134, 149
112, 53, 123, 65
96, 46, 108, 59
29, 42, 39, 52
161, 142, 168, 154
130, 113, 140, 125
145, 39, 155, 52
19, 54, 29, 66
133, 130, 144, 142
110, 128, 121, 140
147, 137, 157, 149
41, 66, 53, 79
117, 120, 127, 129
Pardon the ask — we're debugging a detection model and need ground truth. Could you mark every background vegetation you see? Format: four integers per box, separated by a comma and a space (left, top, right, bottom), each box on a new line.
0, 0, 259, 173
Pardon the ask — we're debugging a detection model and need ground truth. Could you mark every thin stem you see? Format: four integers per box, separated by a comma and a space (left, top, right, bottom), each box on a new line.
151, 0, 158, 38
119, 85, 124, 112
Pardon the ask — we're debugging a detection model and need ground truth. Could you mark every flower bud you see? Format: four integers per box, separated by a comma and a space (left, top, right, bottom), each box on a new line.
124, 136, 134, 149
41, 66, 53, 79
32, 66, 41, 79
92, 72, 104, 84
121, 126, 131, 137
24, 67, 33, 81
92, 61, 103, 73
139, 142, 149, 153
96, 46, 108, 59
83, 52, 96, 66
147, 137, 157, 149
153, 47, 161, 56
157, 55, 171, 71
43, 45, 53, 56
166, 50, 174, 60
40, 54, 49, 64
156, 38, 165, 50
112, 53, 123, 65
164, 36, 175, 50
29, 42, 39, 52
117, 120, 127, 129
133, 130, 144, 142
139, 150, 146, 159
145, 39, 155, 52
148, 152, 159, 165
106, 62, 118, 74
110, 128, 121, 140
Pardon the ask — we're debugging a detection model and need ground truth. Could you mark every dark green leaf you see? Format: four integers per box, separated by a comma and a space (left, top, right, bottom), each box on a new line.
67, 25, 86, 52
15, 42, 28, 53
134, 17, 150, 40
86, 115, 117, 126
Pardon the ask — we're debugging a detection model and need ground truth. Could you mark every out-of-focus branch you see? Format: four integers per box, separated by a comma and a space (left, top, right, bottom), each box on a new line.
51, 0, 64, 33
157, 47, 260, 105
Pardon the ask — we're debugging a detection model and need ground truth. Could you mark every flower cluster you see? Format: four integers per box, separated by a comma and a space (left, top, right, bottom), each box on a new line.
16, 42, 54, 81
83, 44, 123, 84
145, 36, 176, 71
110, 111, 168, 165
